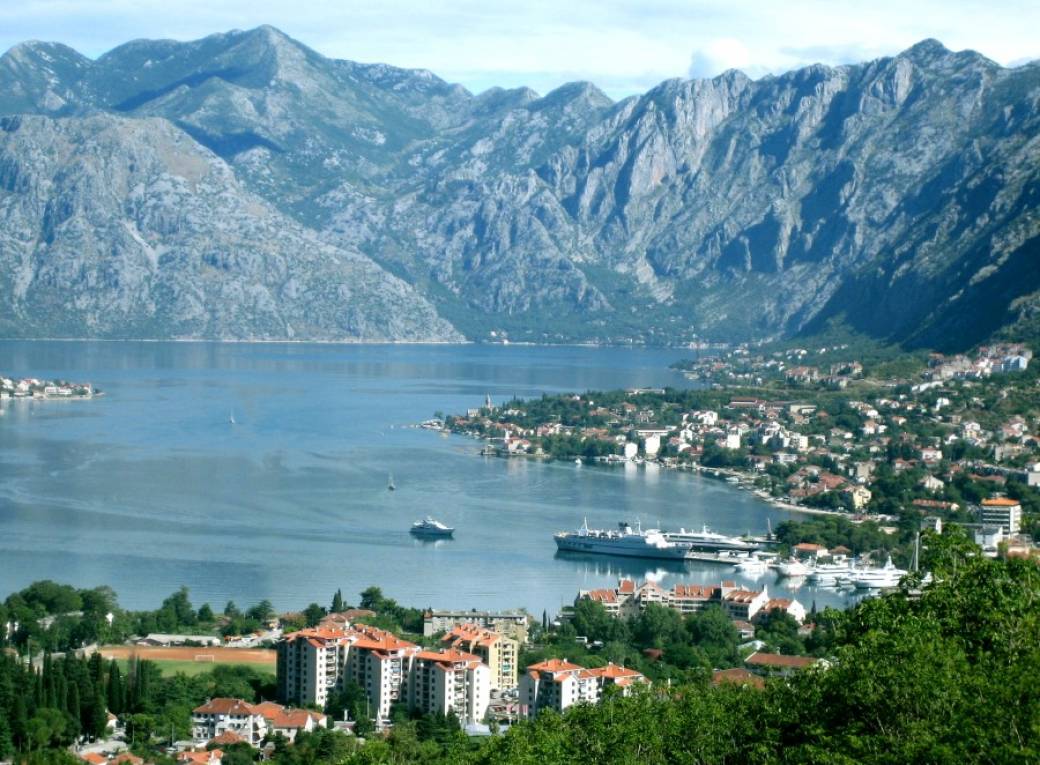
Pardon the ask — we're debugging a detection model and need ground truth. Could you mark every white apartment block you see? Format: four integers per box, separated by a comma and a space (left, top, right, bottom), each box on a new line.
278, 625, 492, 725
520, 659, 647, 719
979, 498, 1022, 535
409, 649, 491, 723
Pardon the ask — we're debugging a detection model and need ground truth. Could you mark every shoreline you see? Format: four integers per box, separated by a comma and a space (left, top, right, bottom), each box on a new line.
450, 428, 850, 521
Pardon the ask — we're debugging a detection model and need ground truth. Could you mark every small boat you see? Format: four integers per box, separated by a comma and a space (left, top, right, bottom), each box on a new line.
410, 516, 454, 538
574, 458, 582, 465
388, 473, 396, 491
229, 411, 236, 425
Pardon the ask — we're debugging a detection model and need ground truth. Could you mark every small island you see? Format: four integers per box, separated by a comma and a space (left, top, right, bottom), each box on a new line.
0, 374, 98, 400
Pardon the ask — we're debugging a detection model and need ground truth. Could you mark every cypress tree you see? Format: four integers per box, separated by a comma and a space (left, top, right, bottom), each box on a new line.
87, 652, 104, 686
107, 662, 123, 715
89, 689, 107, 740
332, 589, 344, 613
0, 712, 12, 760
67, 682, 81, 741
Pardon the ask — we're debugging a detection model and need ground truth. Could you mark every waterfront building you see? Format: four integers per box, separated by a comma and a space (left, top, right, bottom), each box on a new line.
577, 579, 793, 623
441, 624, 519, 690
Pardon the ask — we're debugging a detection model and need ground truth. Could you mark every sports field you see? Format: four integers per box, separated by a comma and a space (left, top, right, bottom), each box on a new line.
98, 645, 276, 677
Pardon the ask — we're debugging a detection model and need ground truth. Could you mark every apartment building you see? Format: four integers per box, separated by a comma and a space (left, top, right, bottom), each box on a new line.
520, 659, 647, 719
979, 497, 1022, 535
278, 624, 492, 725
441, 623, 519, 690
578, 579, 784, 623
423, 610, 529, 643
409, 648, 491, 723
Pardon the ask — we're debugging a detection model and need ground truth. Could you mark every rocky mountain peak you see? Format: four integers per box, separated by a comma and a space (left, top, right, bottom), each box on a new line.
0, 31, 1036, 348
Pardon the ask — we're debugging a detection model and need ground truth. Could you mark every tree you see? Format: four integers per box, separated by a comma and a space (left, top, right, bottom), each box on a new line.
303, 603, 326, 628
246, 600, 274, 624
197, 603, 215, 623
331, 589, 344, 613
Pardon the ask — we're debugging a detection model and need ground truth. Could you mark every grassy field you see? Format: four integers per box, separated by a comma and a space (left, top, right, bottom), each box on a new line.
99, 645, 276, 678
112, 658, 277, 677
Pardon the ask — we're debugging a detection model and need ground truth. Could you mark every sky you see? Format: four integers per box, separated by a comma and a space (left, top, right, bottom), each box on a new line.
1, 0, 1037, 99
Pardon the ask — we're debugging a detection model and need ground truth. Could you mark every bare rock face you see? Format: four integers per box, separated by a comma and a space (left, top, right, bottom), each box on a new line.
1, 29, 1038, 348
0, 114, 460, 341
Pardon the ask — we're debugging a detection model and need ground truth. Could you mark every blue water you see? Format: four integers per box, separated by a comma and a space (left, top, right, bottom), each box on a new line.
0, 341, 859, 616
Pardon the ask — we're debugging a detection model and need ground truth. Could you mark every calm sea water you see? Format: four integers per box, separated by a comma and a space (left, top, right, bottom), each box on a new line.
0, 341, 860, 616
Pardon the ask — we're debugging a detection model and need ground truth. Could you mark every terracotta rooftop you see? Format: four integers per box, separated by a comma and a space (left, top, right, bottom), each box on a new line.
745, 652, 817, 669
982, 497, 1021, 506
193, 697, 257, 716
712, 668, 765, 689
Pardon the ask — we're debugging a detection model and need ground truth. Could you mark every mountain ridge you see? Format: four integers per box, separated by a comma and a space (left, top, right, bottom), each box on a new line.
1, 28, 1037, 348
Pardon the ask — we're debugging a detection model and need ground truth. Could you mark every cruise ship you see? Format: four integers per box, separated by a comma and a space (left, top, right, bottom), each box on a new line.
662, 525, 760, 552
554, 520, 693, 560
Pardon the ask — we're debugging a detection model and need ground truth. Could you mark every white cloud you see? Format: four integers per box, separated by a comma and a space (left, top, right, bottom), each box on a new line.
689, 38, 753, 79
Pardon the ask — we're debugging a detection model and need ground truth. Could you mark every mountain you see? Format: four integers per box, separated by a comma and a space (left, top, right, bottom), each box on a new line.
1, 28, 1038, 347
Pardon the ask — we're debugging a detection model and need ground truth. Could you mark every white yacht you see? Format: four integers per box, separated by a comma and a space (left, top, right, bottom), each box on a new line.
806, 557, 855, 585
735, 556, 769, 575
662, 525, 759, 552
848, 556, 907, 589
410, 516, 454, 538
555, 520, 693, 560
776, 557, 811, 577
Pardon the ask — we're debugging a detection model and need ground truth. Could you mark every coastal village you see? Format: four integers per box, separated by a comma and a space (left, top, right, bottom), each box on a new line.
0, 374, 96, 401
440, 342, 1040, 559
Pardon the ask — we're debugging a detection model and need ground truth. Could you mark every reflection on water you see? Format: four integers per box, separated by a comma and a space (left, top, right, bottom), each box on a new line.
0, 341, 859, 614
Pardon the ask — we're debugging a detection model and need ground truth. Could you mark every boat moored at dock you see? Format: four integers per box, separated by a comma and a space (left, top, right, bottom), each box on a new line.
662, 525, 760, 552
555, 520, 693, 560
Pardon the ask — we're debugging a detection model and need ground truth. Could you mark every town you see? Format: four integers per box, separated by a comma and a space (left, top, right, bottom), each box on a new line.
440, 342, 1039, 561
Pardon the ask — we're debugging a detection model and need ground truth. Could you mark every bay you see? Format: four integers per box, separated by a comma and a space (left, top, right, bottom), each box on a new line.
0, 341, 860, 616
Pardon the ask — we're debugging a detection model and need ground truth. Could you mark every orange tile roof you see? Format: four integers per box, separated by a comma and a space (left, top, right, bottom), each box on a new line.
417, 648, 481, 665
443, 623, 504, 647
724, 589, 761, 604
110, 755, 144, 765
527, 658, 585, 675
177, 751, 218, 765
193, 697, 257, 715
618, 579, 636, 594
671, 584, 717, 599
711, 668, 765, 689
584, 663, 644, 681
209, 730, 244, 746
745, 652, 816, 669
351, 624, 418, 652
80, 754, 107, 765
982, 497, 1021, 506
